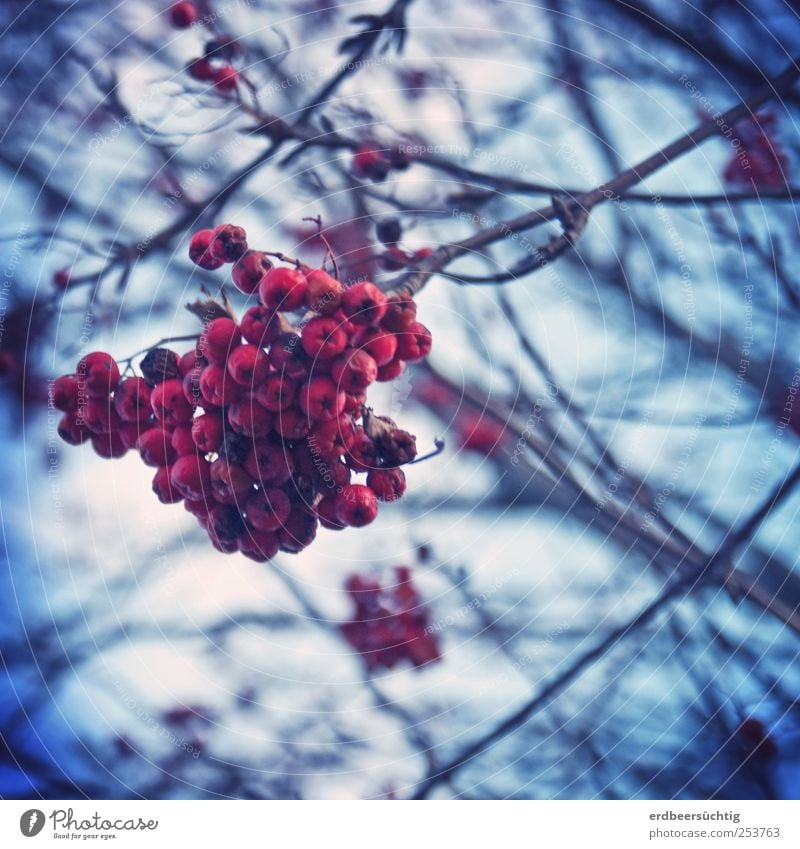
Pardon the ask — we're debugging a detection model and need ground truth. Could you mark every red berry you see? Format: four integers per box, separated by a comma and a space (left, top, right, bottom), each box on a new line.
92, 430, 128, 459
213, 65, 239, 93
187, 57, 215, 81
357, 328, 397, 366
119, 421, 145, 450
53, 268, 72, 289
189, 229, 224, 270
209, 223, 248, 263
268, 333, 308, 379
240, 305, 284, 346
343, 390, 367, 414
352, 145, 391, 181
376, 358, 405, 382
272, 405, 310, 440
245, 488, 291, 532
199, 317, 241, 364
304, 269, 343, 314
191, 412, 225, 452
244, 440, 294, 485
300, 316, 348, 361
151, 378, 194, 426
153, 466, 183, 504
379, 428, 417, 465
341, 282, 387, 326
238, 528, 279, 562
255, 372, 296, 411
259, 267, 308, 312
227, 396, 273, 437
206, 503, 246, 546
200, 364, 242, 407
52, 375, 80, 412
381, 293, 417, 332
299, 376, 345, 422
170, 454, 212, 500
76, 352, 120, 398
380, 246, 410, 271
335, 484, 379, 528
227, 344, 270, 386
178, 349, 199, 377
395, 321, 432, 361
367, 467, 407, 502
113, 377, 152, 422
138, 428, 176, 467
232, 250, 272, 295
58, 413, 90, 445
331, 349, 378, 393
170, 2, 198, 28
81, 398, 121, 434
210, 458, 254, 501
277, 507, 318, 552
308, 416, 356, 460
346, 430, 380, 472
316, 495, 345, 530
171, 425, 197, 456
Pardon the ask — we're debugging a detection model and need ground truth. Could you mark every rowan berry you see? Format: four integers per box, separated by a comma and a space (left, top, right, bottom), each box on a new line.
53, 268, 72, 289
198, 317, 241, 364
379, 428, 417, 466
213, 65, 239, 93
207, 503, 246, 545
376, 358, 405, 382
227, 396, 273, 437
381, 293, 417, 332
341, 281, 387, 326
200, 364, 242, 407
138, 428, 176, 467
187, 57, 215, 82
240, 304, 284, 346
304, 269, 343, 314
81, 398, 121, 434
52, 375, 80, 412
141, 348, 182, 386
209, 223, 248, 263
151, 378, 194, 426
272, 405, 311, 440
343, 390, 367, 414
227, 344, 270, 386
119, 421, 145, 450
170, 2, 198, 28
92, 430, 129, 459
153, 466, 183, 504
367, 467, 407, 502
335, 484, 379, 528
191, 411, 224, 452
308, 415, 356, 460
76, 351, 120, 398
58, 413, 90, 445
315, 495, 345, 530
171, 425, 197, 456
232, 250, 272, 295
238, 528, 279, 562
268, 333, 309, 379
346, 429, 380, 472
113, 377, 152, 422
331, 349, 378, 393
245, 488, 291, 532
299, 376, 345, 422
255, 372, 296, 411
170, 454, 212, 500
244, 440, 294, 485
189, 229, 225, 270
395, 321, 432, 361
210, 458, 254, 501
357, 328, 397, 366
259, 267, 308, 312
300, 316, 348, 360
277, 507, 318, 552
352, 145, 391, 181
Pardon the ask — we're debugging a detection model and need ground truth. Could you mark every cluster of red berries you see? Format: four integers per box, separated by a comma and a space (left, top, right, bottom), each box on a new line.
53, 223, 432, 562
352, 144, 410, 182
168, 3, 241, 93
340, 567, 441, 671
